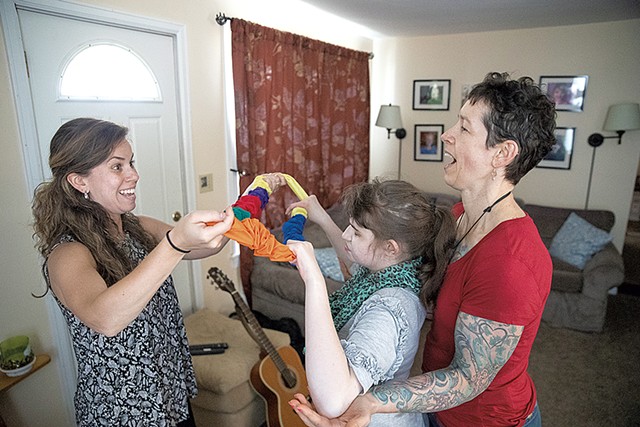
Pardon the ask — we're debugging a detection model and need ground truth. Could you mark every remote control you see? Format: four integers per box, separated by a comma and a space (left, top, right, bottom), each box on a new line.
189, 342, 228, 355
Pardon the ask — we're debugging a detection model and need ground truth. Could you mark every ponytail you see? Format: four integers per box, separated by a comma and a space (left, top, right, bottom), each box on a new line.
418, 205, 456, 307
340, 179, 456, 307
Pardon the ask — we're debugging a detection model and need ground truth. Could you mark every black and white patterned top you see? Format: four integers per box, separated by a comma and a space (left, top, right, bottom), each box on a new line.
46, 234, 197, 426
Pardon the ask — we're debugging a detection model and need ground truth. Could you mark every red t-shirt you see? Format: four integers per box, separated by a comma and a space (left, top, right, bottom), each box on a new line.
423, 203, 551, 426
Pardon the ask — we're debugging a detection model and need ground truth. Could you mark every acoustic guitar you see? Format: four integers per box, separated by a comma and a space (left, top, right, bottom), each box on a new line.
207, 267, 310, 427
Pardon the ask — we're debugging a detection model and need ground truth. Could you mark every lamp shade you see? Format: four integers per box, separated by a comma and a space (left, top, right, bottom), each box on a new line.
603, 103, 640, 131
375, 105, 403, 129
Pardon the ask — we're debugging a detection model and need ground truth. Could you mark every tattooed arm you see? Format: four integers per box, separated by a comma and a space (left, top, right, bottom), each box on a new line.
288, 311, 523, 426
369, 311, 523, 414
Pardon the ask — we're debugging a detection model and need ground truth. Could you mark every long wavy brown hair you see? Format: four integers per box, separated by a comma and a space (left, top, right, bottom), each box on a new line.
32, 118, 157, 292
340, 178, 456, 307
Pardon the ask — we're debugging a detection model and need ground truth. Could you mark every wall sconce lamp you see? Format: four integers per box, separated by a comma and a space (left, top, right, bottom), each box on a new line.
585, 102, 640, 209
375, 104, 407, 178
587, 103, 640, 147
375, 104, 407, 139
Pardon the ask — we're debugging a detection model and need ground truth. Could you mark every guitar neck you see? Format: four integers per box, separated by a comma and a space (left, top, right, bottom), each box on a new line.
229, 291, 289, 373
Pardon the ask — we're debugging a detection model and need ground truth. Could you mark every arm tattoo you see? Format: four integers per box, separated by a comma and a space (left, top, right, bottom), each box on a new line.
370, 312, 523, 414
450, 243, 470, 263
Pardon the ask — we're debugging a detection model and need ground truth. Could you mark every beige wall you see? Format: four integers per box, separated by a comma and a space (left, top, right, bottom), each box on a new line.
0, 27, 69, 426
369, 20, 640, 250
1, 0, 638, 424
0, 0, 371, 425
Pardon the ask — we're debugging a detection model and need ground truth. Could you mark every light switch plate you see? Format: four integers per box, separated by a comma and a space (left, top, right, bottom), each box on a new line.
199, 173, 213, 193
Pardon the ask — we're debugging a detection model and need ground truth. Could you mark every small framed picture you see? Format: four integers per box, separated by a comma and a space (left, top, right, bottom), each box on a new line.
413, 80, 451, 110
537, 127, 575, 170
539, 76, 588, 112
414, 124, 444, 162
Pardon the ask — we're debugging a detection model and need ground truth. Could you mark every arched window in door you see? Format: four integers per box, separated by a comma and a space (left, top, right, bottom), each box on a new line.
59, 43, 161, 101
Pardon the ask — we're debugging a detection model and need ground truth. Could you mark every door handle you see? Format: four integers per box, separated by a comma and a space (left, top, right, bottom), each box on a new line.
230, 168, 250, 176
172, 211, 182, 222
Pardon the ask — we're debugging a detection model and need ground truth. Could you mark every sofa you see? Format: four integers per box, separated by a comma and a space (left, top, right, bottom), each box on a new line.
251, 193, 624, 333
184, 308, 291, 426
526, 204, 625, 332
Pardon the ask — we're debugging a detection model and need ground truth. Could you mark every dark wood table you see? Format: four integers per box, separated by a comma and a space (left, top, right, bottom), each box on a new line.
0, 354, 51, 426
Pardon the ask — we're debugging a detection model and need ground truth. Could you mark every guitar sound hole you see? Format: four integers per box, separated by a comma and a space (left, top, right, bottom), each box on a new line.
281, 367, 297, 389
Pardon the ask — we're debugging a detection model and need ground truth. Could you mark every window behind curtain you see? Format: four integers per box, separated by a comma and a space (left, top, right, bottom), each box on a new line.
230, 18, 370, 299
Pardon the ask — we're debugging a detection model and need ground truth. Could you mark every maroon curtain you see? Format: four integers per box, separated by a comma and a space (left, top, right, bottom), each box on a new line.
231, 19, 370, 301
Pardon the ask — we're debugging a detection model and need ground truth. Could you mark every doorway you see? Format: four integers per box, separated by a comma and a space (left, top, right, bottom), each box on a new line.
621, 161, 640, 290
1, 0, 197, 418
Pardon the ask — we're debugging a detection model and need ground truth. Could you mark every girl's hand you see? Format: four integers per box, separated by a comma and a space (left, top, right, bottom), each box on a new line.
286, 195, 328, 224
287, 240, 324, 284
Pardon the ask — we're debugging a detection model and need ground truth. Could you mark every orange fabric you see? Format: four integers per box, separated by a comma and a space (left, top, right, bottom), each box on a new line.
224, 217, 295, 262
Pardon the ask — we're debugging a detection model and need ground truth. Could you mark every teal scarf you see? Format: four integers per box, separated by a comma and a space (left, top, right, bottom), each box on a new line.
329, 258, 423, 331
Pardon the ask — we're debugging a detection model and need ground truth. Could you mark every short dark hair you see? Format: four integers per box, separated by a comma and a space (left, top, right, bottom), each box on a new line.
467, 72, 557, 184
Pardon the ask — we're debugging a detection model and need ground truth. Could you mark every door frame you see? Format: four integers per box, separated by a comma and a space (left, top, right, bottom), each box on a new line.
1, 0, 201, 417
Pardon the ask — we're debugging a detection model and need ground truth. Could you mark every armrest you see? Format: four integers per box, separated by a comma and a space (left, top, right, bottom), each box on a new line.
543, 243, 624, 333
581, 242, 625, 298
250, 256, 343, 305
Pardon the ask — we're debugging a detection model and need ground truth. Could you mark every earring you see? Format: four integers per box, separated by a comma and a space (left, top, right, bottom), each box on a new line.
84, 191, 90, 200
492, 169, 497, 181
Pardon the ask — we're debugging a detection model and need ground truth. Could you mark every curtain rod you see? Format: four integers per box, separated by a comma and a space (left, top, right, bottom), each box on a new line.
215, 12, 232, 26
215, 12, 374, 59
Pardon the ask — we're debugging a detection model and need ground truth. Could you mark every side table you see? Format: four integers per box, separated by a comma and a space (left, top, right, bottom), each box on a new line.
0, 354, 51, 426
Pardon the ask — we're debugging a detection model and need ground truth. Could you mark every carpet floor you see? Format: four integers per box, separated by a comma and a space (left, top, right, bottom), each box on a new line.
529, 293, 640, 426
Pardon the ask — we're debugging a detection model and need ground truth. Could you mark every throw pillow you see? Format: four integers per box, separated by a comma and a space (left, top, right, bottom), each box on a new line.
549, 212, 613, 269
314, 247, 345, 282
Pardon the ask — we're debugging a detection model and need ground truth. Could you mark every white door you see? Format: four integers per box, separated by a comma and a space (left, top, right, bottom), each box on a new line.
17, 9, 196, 314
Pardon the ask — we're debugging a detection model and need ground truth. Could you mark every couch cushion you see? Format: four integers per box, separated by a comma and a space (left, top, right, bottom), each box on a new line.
525, 204, 615, 243
314, 247, 344, 281
549, 212, 613, 270
184, 309, 290, 395
192, 381, 256, 413
251, 255, 344, 305
550, 258, 584, 293
271, 203, 350, 248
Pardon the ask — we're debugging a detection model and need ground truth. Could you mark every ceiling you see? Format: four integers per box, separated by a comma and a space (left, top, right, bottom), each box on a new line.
301, 0, 640, 38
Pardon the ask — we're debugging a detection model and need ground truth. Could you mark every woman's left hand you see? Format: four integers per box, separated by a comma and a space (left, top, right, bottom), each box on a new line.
171, 206, 234, 252
289, 393, 376, 427
289, 393, 336, 427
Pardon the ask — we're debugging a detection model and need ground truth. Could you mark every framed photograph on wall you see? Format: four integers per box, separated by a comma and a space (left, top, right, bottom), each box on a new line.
537, 127, 575, 170
539, 75, 588, 112
414, 124, 444, 162
413, 80, 450, 110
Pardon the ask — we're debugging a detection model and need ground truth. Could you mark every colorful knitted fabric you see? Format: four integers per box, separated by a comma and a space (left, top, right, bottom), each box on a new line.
222, 175, 308, 262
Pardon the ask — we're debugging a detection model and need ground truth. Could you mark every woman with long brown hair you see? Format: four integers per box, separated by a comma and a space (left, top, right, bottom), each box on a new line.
32, 117, 235, 426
